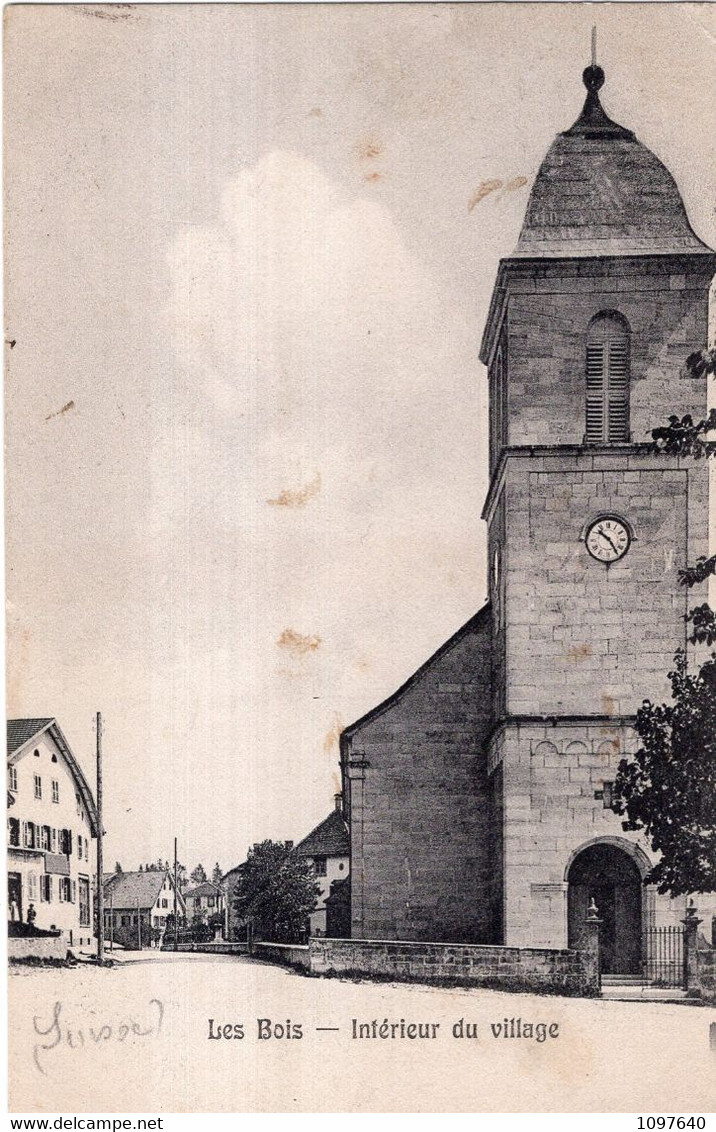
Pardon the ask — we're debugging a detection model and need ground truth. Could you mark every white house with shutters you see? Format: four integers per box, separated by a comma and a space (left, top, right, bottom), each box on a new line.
7, 718, 99, 948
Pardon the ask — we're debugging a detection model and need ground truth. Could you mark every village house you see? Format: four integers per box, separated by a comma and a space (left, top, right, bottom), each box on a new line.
7, 718, 98, 949
341, 61, 716, 975
295, 796, 350, 937
184, 880, 224, 924
222, 861, 246, 942
103, 869, 185, 949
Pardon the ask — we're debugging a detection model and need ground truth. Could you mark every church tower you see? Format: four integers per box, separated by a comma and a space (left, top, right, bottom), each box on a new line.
479, 61, 715, 966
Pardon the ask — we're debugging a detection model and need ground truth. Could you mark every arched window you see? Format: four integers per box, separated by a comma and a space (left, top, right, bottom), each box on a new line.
585, 312, 630, 443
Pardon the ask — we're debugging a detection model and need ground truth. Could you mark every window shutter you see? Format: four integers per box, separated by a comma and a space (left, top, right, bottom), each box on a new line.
585, 342, 605, 441
586, 315, 630, 443
72, 880, 77, 903
607, 338, 629, 441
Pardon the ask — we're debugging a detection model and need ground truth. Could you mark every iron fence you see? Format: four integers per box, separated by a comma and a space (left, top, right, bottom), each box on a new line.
643, 926, 684, 988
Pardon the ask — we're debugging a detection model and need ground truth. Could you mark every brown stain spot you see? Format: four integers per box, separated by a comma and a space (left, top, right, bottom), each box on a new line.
468, 179, 503, 212
364, 172, 382, 183
602, 694, 616, 717
567, 643, 592, 663
331, 770, 341, 794
323, 713, 344, 755
504, 175, 528, 193
356, 139, 383, 161
267, 471, 321, 509
309, 108, 323, 118
277, 628, 322, 658
45, 400, 75, 422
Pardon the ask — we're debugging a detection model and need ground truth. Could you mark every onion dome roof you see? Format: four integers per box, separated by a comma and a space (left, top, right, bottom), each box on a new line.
514, 65, 713, 258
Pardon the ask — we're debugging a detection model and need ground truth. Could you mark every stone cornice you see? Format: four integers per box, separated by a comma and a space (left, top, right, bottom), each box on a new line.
481, 442, 662, 526
478, 252, 716, 369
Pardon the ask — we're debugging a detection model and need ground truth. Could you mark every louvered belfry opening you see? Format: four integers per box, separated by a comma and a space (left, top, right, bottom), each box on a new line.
585, 312, 630, 443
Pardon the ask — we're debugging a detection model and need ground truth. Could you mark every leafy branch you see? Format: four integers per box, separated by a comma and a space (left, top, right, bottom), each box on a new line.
649, 352, 716, 460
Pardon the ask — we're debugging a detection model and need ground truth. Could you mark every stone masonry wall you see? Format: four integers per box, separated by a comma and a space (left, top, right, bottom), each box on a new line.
307, 937, 599, 997
8, 934, 66, 961
492, 720, 691, 948
343, 607, 494, 943
254, 942, 310, 970
504, 257, 711, 448
501, 450, 708, 717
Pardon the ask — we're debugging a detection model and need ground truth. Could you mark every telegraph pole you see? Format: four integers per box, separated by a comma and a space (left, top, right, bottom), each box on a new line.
173, 836, 178, 951
96, 712, 105, 963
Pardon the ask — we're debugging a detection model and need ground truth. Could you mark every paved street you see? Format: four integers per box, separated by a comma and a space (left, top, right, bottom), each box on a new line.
8, 951, 716, 1112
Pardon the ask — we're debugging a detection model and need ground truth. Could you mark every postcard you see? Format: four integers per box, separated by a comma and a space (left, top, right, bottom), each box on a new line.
5, 2, 716, 1115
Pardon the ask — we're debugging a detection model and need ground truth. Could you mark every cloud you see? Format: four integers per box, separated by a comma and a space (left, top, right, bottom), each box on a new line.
114, 150, 484, 855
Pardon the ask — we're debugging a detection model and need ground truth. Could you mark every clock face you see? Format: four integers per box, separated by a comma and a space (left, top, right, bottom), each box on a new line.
585, 517, 631, 563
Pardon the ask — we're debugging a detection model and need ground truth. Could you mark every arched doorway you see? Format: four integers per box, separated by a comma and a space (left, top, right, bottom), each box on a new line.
567, 842, 643, 975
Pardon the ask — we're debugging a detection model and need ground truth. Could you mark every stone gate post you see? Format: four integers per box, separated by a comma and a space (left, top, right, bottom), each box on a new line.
681, 899, 702, 995
582, 897, 603, 995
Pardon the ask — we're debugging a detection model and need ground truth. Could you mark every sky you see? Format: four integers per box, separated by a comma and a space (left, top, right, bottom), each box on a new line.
4, 2, 715, 874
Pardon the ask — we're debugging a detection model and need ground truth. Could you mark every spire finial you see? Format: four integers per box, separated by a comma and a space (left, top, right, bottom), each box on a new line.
562, 39, 634, 140
583, 25, 604, 95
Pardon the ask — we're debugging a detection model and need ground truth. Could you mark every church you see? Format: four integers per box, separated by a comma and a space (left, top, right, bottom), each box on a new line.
339, 61, 715, 975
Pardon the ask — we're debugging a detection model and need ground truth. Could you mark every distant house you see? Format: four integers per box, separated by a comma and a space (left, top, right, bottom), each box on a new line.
7, 718, 99, 949
324, 875, 350, 939
103, 869, 185, 949
295, 796, 350, 937
184, 881, 224, 924
222, 860, 247, 942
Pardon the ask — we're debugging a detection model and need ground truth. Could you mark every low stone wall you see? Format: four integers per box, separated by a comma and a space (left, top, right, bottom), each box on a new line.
253, 942, 311, 970
251, 936, 598, 996
306, 938, 598, 997
162, 941, 248, 955
8, 934, 66, 961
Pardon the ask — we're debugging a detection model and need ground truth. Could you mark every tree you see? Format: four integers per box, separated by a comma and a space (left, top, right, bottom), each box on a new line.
232, 840, 321, 943
191, 863, 207, 885
212, 863, 222, 886
114, 861, 123, 874
615, 652, 716, 894
614, 348, 716, 894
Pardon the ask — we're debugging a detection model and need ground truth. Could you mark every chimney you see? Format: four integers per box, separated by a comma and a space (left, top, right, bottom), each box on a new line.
334, 793, 343, 814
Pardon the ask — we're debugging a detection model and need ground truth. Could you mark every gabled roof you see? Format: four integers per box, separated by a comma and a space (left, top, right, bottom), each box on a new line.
185, 882, 222, 898
7, 718, 100, 837
342, 604, 491, 740
295, 809, 349, 859
7, 718, 54, 754
102, 870, 185, 911
222, 861, 247, 883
